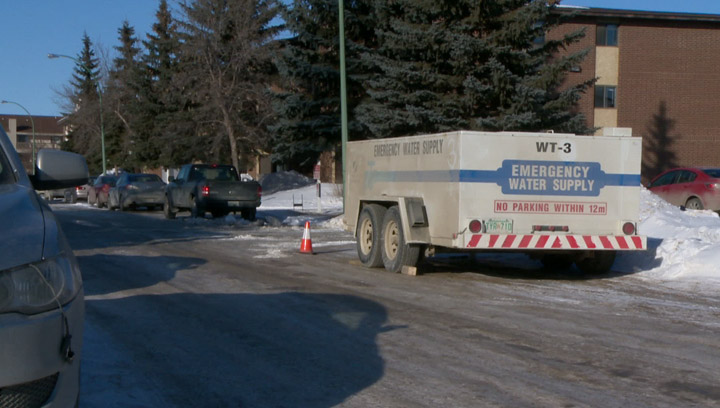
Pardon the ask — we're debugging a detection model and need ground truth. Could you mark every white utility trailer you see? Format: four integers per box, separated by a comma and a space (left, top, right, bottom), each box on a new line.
344, 130, 646, 274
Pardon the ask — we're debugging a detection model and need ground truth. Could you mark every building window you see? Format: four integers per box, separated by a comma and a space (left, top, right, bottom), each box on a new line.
595, 86, 617, 108
17, 135, 28, 143
532, 21, 545, 46
596, 24, 618, 46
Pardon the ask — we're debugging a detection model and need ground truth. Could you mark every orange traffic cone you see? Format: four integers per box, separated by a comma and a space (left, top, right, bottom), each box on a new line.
300, 221, 314, 254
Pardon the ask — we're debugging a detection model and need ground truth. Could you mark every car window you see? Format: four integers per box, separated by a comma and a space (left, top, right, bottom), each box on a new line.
189, 167, 204, 181
98, 176, 118, 186
649, 171, 679, 188
677, 171, 697, 184
132, 174, 162, 183
203, 167, 238, 181
702, 169, 720, 178
177, 166, 189, 181
0, 147, 15, 185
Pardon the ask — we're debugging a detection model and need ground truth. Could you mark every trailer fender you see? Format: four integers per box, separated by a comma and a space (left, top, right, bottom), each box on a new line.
356, 197, 430, 244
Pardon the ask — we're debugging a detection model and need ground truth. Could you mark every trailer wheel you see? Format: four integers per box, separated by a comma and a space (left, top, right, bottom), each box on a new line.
540, 254, 574, 270
576, 251, 616, 275
356, 204, 386, 267
381, 206, 420, 273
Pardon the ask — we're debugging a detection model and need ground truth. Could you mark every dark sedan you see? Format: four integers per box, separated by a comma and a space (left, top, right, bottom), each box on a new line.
108, 173, 166, 211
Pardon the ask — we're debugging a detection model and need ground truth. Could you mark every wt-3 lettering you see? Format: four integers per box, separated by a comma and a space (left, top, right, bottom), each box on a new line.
536, 142, 572, 154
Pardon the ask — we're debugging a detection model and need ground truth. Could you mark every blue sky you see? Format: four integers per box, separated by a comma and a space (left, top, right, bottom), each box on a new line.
2, 1, 720, 117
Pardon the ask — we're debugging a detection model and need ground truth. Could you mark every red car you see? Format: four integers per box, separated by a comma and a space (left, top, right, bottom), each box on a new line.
647, 167, 720, 210
88, 175, 118, 208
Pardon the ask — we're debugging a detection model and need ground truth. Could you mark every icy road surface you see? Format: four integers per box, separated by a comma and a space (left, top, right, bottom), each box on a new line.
51, 201, 720, 408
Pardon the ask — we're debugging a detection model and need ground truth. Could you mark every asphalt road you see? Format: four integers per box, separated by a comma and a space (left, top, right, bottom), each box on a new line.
53, 204, 720, 408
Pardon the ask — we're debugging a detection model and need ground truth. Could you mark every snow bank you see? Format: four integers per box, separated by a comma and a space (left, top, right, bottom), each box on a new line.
259, 172, 344, 227
259, 171, 316, 195
615, 188, 720, 283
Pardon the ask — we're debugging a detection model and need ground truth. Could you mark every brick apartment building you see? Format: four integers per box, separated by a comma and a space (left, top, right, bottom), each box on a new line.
0, 114, 66, 172
552, 6, 720, 181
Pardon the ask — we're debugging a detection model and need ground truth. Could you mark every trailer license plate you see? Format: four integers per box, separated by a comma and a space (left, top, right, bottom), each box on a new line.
228, 201, 239, 207
485, 219, 513, 234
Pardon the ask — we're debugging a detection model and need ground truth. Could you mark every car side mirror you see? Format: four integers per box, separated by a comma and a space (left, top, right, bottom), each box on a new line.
168, 176, 175, 183
31, 149, 89, 190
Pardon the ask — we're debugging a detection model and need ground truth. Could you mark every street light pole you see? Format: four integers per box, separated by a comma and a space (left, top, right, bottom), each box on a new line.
338, 0, 348, 213
1, 100, 36, 171
48, 53, 107, 174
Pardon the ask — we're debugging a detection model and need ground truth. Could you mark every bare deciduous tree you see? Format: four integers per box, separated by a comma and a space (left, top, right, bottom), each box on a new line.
177, 0, 282, 171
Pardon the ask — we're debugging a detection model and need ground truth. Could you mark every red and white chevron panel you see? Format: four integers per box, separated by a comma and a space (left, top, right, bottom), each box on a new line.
465, 234, 646, 250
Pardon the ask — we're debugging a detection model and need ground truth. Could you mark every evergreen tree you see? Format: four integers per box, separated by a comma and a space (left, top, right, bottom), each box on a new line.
271, 0, 341, 171
271, 0, 375, 171
64, 33, 104, 173
136, 0, 193, 168
176, 0, 282, 171
105, 20, 142, 170
353, 0, 594, 138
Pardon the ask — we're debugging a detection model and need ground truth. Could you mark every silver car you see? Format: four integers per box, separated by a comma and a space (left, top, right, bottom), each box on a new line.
0, 126, 87, 406
108, 172, 166, 211
75, 176, 96, 201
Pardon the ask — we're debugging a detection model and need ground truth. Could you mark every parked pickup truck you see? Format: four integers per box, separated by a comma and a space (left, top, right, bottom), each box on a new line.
164, 164, 261, 220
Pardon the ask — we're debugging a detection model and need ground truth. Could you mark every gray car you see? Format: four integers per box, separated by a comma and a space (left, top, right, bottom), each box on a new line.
0, 125, 87, 407
108, 172, 166, 211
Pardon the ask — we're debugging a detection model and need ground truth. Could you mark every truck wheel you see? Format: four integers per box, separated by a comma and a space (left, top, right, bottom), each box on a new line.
241, 208, 256, 221
164, 196, 176, 219
190, 196, 204, 218
685, 197, 703, 210
380, 206, 420, 273
356, 204, 386, 268
576, 251, 616, 275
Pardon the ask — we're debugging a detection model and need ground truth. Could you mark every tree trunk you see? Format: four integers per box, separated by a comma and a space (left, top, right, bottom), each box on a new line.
220, 105, 240, 171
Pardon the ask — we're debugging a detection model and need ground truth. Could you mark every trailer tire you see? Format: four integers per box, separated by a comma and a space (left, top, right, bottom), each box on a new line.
540, 254, 574, 270
381, 206, 420, 273
356, 204, 386, 268
576, 251, 616, 275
